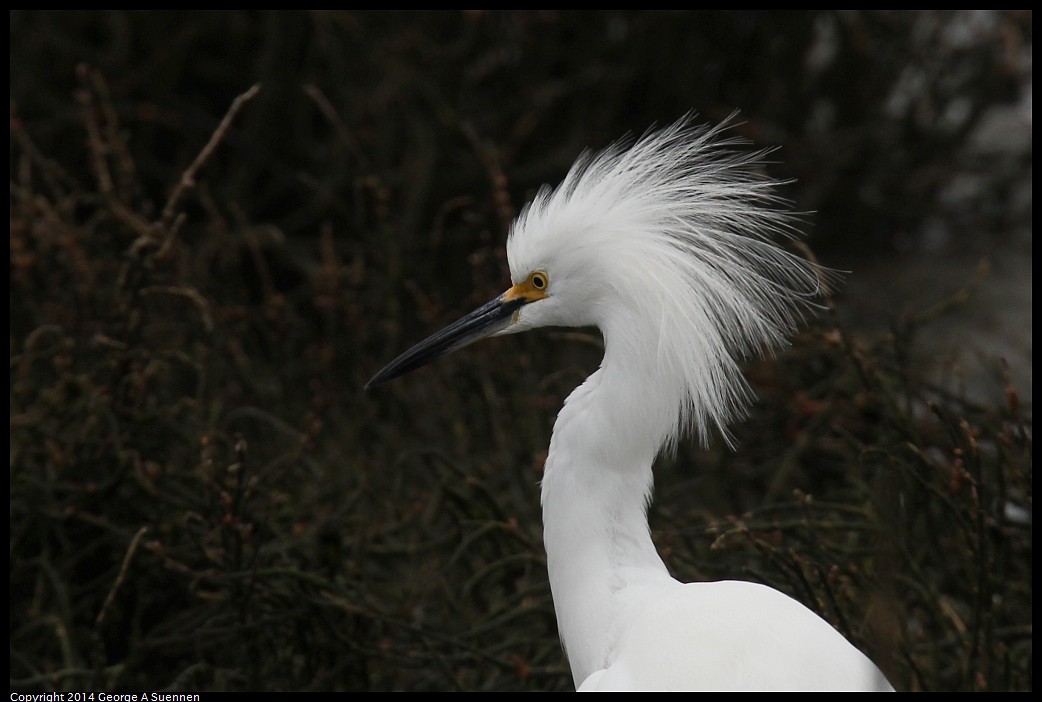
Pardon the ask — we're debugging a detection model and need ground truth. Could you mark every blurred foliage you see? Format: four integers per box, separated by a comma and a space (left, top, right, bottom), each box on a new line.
10, 11, 1031, 692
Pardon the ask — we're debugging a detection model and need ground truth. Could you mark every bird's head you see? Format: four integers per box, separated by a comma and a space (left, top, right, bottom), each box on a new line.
366, 115, 827, 444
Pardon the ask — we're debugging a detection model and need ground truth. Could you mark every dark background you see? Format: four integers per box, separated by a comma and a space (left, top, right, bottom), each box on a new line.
10, 11, 1031, 691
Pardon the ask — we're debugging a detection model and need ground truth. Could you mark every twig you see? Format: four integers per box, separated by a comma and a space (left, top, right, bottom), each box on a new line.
303, 83, 363, 161
76, 65, 153, 238
159, 83, 263, 229
82, 66, 139, 202
96, 526, 149, 626
139, 285, 214, 331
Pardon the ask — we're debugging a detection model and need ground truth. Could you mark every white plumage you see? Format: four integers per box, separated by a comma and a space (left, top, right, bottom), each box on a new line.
367, 116, 894, 691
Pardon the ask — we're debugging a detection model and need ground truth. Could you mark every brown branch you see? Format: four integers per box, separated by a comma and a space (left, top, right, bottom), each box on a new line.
160, 83, 263, 229
95, 526, 149, 626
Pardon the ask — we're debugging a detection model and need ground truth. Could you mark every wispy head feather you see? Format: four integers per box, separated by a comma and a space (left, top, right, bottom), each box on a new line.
506, 115, 827, 449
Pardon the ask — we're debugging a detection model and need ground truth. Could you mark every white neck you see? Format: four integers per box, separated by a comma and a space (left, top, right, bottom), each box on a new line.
540, 324, 680, 687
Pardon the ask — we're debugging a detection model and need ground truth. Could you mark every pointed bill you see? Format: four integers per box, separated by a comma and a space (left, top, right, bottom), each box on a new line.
365, 293, 525, 390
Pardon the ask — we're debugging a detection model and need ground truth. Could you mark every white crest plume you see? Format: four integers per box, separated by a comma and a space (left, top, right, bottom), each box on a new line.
507, 114, 826, 448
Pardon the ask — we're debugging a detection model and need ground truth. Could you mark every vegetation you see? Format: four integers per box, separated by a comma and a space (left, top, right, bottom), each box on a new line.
10, 11, 1031, 691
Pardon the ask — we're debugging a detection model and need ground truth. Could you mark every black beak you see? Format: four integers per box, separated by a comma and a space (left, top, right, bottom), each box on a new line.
365, 293, 526, 390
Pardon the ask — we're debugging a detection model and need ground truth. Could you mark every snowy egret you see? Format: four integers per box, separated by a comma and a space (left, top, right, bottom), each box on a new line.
366, 116, 894, 691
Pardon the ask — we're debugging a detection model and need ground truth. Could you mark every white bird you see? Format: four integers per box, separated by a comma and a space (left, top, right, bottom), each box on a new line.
366, 116, 894, 692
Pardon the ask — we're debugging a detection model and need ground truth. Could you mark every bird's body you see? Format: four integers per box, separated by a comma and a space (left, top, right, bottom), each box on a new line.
540, 341, 891, 691
367, 116, 894, 691
575, 579, 888, 691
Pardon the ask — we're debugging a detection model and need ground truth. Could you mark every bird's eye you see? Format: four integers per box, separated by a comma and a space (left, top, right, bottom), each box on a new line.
530, 271, 548, 290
